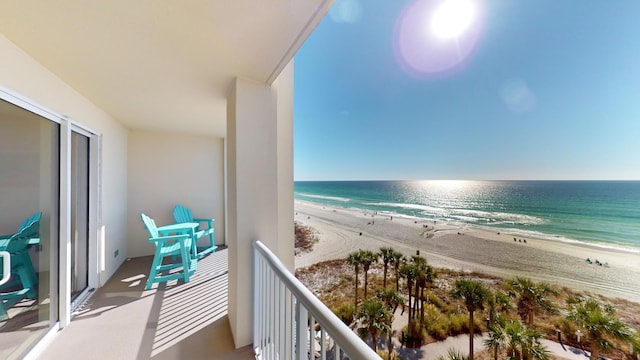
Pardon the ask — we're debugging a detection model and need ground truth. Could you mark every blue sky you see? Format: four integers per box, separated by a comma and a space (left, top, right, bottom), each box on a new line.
293, 0, 640, 181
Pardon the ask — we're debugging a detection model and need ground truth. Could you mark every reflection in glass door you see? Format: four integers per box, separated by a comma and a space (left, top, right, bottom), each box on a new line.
70, 132, 89, 301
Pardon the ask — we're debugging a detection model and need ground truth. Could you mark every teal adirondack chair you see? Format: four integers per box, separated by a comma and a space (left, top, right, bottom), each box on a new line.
0, 213, 41, 321
173, 205, 217, 259
141, 213, 196, 290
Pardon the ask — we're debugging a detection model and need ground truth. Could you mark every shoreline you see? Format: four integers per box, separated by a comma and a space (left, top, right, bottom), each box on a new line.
294, 200, 640, 303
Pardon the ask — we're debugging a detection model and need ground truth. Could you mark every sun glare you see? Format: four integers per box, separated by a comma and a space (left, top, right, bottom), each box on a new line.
430, 0, 476, 39
394, 0, 484, 78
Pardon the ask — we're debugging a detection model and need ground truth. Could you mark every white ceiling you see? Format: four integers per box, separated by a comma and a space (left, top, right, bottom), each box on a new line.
0, 0, 332, 138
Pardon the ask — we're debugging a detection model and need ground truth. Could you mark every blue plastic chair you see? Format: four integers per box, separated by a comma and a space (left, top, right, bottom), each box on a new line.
141, 213, 196, 290
173, 205, 217, 259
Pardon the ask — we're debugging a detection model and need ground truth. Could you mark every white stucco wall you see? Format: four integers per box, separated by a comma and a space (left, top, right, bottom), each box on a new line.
126, 131, 225, 258
0, 34, 129, 283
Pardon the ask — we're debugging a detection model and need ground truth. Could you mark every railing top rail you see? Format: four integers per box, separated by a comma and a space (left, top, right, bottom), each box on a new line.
253, 240, 379, 359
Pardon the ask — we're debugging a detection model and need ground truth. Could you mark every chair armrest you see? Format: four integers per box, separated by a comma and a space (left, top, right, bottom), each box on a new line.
148, 234, 191, 243
193, 218, 214, 228
156, 223, 198, 236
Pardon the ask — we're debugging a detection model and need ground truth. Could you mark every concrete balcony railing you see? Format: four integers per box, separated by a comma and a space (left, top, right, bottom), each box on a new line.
253, 240, 379, 360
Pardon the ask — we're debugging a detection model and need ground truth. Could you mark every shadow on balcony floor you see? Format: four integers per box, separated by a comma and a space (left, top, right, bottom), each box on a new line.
39, 247, 254, 360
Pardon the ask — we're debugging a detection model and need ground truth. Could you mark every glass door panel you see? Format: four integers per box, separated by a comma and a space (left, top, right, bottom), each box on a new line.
70, 132, 89, 301
0, 99, 59, 359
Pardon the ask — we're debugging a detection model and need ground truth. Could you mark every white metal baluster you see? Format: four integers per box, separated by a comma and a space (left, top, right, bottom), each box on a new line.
320, 328, 326, 360
262, 257, 268, 357
253, 249, 260, 355
285, 290, 295, 359
262, 256, 268, 356
283, 288, 288, 359
255, 253, 262, 358
276, 277, 282, 358
293, 298, 298, 359
262, 255, 266, 355
296, 301, 308, 360
334, 344, 340, 360
309, 315, 316, 360
258, 255, 263, 354
270, 266, 276, 360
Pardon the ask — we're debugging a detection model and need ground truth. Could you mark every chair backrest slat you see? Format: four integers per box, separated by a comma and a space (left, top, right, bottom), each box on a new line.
5, 218, 40, 253
140, 213, 159, 238
173, 205, 194, 223
18, 212, 42, 233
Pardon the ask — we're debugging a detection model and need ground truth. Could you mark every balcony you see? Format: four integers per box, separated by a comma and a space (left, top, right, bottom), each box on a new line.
37, 247, 253, 359
35, 242, 376, 359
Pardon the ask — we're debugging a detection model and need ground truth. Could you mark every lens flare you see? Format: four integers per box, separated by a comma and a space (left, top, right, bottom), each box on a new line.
393, 0, 484, 79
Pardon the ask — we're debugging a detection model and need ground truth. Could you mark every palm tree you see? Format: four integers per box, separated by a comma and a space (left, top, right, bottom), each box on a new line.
377, 288, 404, 314
377, 288, 404, 352
357, 298, 392, 352
504, 320, 527, 360
484, 323, 508, 360
450, 279, 491, 360
502, 320, 551, 360
487, 319, 550, 360
412, 256, 436, 324
486, 289, 511, 327
507, 277, 558, 327
399, 262, 417, 326
359, 250, 378, 299
379, 247, 395, 289
566, 297, 631, 360
391, 250, 405, 293
410, 256, 427, 321
347, 251, 363, 316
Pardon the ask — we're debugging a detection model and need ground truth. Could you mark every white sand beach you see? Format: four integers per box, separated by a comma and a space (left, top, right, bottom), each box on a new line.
294, 200, 640, 303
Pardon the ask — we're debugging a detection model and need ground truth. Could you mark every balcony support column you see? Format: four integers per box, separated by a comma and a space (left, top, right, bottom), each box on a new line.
226, 61, 295, 349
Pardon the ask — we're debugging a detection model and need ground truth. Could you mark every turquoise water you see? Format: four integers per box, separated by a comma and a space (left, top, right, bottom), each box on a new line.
294, 180, 640, 253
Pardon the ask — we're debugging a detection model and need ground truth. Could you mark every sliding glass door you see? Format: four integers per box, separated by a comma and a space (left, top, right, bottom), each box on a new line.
0, 90, 99, 358
0, 98, 60, 359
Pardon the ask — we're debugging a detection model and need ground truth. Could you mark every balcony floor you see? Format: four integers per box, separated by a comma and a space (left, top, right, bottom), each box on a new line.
38, 247, 254, 360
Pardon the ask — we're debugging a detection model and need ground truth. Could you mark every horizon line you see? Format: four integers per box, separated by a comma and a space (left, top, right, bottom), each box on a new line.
293, 178, 640, 182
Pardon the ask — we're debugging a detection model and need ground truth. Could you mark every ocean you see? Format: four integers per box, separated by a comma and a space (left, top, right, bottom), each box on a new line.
294, 180, 640, 253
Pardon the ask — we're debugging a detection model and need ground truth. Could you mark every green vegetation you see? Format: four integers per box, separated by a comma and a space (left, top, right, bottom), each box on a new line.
294, 245, 640, 359
436, 348, 469, 360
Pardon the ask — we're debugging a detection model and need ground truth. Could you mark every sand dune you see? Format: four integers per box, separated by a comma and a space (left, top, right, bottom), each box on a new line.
294, 200, 640, 303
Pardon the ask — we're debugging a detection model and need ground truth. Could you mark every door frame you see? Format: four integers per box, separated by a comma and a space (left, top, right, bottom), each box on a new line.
61, 122, 101, 326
